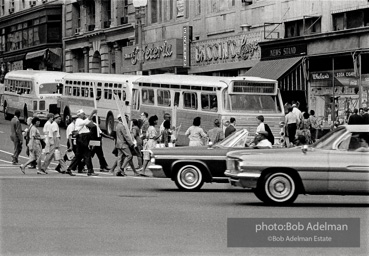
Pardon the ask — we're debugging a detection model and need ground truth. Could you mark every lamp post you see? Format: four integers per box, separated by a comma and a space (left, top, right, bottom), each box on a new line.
132, 0, 147, 75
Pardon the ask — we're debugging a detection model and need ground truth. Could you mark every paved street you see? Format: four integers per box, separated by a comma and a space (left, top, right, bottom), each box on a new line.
0, 115, 368, 256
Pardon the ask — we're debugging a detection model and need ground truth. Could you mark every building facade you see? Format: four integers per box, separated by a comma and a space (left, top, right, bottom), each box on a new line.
0, 0, 63, 82
1, 0, 368, 123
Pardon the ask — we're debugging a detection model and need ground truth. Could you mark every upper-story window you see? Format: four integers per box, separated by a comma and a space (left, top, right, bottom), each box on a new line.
333, 8, 369, 31
284, 17, 321, 38
209, 0, 235, 13
151, 0, 158, 23
194, 0, 201, 17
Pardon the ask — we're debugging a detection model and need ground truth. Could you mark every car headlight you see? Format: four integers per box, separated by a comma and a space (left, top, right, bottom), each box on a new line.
150, 157, 155, 164
226, 158, 242, 171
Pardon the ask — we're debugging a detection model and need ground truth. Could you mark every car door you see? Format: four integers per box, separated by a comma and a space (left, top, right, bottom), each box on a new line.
328, 132, 369, 193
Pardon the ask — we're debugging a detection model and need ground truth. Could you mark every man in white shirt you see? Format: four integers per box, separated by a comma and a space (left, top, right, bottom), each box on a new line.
159, 113, 171, 134
67, 108, 98, 176
43, 113, 54, 154
292, 102, 302, 122
254, 131, 272, 149
41, 114, 74, 175
55, 114, 81, 173
256, 115, 266, 134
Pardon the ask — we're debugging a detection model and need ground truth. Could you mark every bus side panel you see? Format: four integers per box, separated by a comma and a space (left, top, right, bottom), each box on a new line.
175, 109, 221, 146
138, 103, 221, 146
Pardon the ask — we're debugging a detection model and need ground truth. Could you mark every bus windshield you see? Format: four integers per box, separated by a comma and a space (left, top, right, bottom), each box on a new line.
226, 93, 282, 113
39, 83, 60, 94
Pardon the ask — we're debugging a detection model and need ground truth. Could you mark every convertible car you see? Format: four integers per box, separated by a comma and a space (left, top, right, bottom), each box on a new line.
148, 129, 253, 190
225, 125, 369, 205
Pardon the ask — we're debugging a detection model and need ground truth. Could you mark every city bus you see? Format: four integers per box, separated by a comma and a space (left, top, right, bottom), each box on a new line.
132, 74, 285, 145
2, 70, 66, 122
58, 73, 142, 134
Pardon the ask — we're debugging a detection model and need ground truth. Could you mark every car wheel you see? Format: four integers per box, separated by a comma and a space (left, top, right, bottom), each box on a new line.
175, 164, 204, 190
23, 105, 28, 123
258, 172, 298, 205
106, 114, 114, 136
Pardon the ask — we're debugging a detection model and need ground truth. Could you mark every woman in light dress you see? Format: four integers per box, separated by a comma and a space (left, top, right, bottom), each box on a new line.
185, 117, 208, 146
139, 115, 161, 176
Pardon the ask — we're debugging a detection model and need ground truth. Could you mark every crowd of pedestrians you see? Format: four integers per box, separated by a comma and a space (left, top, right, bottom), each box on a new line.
9, 102, 369, 176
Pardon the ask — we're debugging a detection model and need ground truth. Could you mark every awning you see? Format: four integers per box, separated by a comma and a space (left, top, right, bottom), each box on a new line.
25, 49, 48, 60
245, 56, 303, 80
25, 48, 62, 69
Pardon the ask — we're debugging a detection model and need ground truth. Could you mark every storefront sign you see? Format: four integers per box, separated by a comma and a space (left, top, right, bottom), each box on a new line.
310, 70, 356, 81
261, 44, 307, 59
124, 40, 174, 65
121, 39, 183, 72
190, 32, 263, 67
183, 26, 192, 68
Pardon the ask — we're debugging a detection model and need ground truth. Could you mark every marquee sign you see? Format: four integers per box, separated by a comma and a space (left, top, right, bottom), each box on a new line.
190, 32, 263, 67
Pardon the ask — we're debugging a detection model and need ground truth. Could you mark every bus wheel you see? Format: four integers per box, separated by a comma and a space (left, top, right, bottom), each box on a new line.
106, 114, 114, 136
63, 112, 71, 128
174, 164, 204, 190
4, 103, 11, 120
23, 105, 28, 123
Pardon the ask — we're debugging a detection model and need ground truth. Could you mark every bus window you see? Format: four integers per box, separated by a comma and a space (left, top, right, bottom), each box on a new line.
142, 88, 154, 105
114, 90, 121, 100
73, 87, 80, 96
81, 87, 88, 97
122, 90, 126, 101
104, 89, 112, 100
33, 101, 37, 110
89, 88, 94, 98
174, 92, 180, 107
64, 86, 71, 96
39, 83, 59, 94
184, 92, 198, 110
201, 94, 217, 111
157, 89, 171, 106
132, 89, 140, 110
97, 88, 102, 99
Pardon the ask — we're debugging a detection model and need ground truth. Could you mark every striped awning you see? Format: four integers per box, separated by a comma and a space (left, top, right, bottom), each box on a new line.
245, 57, 307, 91
245, 57, 303, 80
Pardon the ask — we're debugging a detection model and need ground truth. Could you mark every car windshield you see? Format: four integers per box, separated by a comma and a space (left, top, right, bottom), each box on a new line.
214, 129, 249, 148
312, 127, 347, 150
39, 83, 61, 94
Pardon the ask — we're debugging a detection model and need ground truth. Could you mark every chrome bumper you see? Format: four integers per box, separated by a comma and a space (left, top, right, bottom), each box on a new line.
148, 164, 167, 178
224, 170, 261, 189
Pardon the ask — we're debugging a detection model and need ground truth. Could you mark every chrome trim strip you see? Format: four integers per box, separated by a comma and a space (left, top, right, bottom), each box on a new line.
155, 155, 226, 160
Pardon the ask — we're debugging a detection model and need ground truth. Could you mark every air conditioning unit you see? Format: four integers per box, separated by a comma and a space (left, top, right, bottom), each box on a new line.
88, 24, 95, 31
75, 28, 80, 34
241, 0, 252, 4
103, 21, 111, 28
8, 7, 14, 13
121, 17, 128, 25
29, 0, 37, 6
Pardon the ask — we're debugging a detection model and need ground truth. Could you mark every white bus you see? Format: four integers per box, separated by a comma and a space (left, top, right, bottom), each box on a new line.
132, 74, 285, 145
58, 73, 142, 134
2, 70, 65, 122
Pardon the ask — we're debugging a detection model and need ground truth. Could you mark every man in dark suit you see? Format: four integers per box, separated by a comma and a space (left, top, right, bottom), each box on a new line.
348, 108, 363, 124
225, 117, 236, 138
10, 110, 23, 165
115, 114, 139, 176
362, 107, 369, 124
